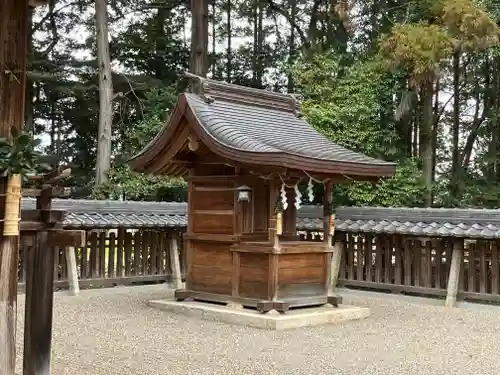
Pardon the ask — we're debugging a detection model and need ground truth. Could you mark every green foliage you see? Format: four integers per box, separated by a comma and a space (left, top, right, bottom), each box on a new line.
380, 23, 454, 85
296, 56, 401, 160
93, 166, 187, 202
294, 53, 425, 206
0, 127, 51, 181
95, 86, 186, 201
345, 159, 425, 207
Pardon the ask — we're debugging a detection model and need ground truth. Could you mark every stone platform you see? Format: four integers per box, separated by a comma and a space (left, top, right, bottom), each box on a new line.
148, 299, 370, 330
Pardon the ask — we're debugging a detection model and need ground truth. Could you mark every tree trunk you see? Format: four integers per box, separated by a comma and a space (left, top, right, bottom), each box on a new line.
450, 51, 460, 201
190, 0, 209, 77
226, 0, 232, 82
94, 0, 113, 187
287, 0, 297, 93
419, 79, 434, 207
0, 1, 29, 373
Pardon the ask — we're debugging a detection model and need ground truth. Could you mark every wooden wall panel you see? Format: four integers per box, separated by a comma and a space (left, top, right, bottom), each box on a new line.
278, 253, 325, 284
192, 189, 234, 211
190, 242, 232, 295
238, 253, 269, 299
252, 182, 268, 232
193, 212, 234, 234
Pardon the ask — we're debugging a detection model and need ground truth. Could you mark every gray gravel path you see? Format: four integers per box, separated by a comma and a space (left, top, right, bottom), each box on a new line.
14, 285, 500, 375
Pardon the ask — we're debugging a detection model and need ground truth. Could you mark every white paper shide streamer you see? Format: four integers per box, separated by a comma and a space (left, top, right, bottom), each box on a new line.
307, 178, 314, 202
294, 184, 302, 210
280, 183, 288, 211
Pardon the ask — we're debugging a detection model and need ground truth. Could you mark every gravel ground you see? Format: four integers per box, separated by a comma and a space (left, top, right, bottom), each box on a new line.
13, 285, 500, 375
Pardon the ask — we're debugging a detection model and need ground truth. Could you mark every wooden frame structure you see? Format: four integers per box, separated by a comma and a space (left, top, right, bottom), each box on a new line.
131, 74, 396, 313
0, 1, 85, 374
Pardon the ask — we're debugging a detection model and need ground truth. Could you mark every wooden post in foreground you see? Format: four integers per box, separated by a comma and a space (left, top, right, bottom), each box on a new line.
0, 1, 29, 373
23, 230, 53, 375
445, 239, 463, 307
23, 187, 85, 375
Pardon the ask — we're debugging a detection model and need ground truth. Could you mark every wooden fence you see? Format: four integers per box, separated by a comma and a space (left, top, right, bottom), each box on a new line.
17, 227, 500, 304
336, 233, 500, 303
18, 229, 186, 290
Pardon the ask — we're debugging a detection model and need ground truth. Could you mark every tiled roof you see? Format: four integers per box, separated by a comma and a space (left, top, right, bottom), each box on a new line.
130, 74, 396, 178
332, 206, 500, 239
21, 199, 500, 238
21, 199, 188, 229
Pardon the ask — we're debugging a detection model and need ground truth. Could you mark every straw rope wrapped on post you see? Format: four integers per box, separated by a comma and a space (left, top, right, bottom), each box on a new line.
3, 174, 22, 236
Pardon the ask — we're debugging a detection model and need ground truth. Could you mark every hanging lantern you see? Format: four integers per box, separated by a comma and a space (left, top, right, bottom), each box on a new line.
236, 185, 251, 202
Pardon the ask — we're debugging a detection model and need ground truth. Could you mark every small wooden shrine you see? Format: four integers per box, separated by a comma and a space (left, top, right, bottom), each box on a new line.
130, 73, 396, 313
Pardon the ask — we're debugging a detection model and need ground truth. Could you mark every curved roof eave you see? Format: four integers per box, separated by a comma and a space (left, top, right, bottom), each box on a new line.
130, 94, 397, 178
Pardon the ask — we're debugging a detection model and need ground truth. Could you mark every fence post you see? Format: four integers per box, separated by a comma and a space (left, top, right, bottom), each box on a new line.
330, 233, 344, 293
65, 246, 80, 296
445, 238, 463, 307
169, 233, 183, 289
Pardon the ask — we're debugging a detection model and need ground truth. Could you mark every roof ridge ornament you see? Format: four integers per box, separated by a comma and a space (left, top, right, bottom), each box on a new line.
182, 72, 302, 117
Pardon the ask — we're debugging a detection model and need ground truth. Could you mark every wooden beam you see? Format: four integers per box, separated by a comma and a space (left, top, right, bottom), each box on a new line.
47, 229, 85, 248
21, 209, 65, 224
22, 187, 72, 198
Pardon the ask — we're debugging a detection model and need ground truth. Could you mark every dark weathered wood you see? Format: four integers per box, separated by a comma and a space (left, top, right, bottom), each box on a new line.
108, 232, 116, 278
142, 231, 150, 275
414, 240, 421, 287
338, 278, 448, 296
468, 243, 476, 293
394, 236, 402, 285
404, 238, 412, 286
479, 241, 488, 294
124, 232, 132, 276
356, 236, 363, 281
365, 235, 372, 282
116, 228, 125, 277
384, 235, 392, 283
23, 231, 55, 375
0, 235, 19, 374
89, 232, 98, 279
435, 240, 443, 289
98, 231, 106, 277
375, 236, 383, 283
80, 237, 88, 279
133, 231, 141, 275
231, 251, 240, 296
47, 229, 85, 248
492, 241, 499, 295
425, 241, 433, 288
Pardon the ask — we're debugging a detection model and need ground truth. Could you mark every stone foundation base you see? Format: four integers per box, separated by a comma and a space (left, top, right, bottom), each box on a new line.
148, 299, 370, 330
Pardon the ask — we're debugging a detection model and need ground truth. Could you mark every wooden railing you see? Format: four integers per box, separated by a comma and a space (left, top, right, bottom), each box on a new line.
17, 227, 500, 305
336, 233, 500, 304
18, 229, 186, 290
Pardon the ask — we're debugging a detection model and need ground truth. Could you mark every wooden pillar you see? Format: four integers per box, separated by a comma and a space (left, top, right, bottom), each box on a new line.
65, 246, 80, 296
23, 231, 54, 375
0, 1, 29, 373
445, 239, 463, 307
267, 179, 279, 302
330, 233, 345, 293
23, 188, 53, 375
324, 181, 342, 306
282, 187, 297, 239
